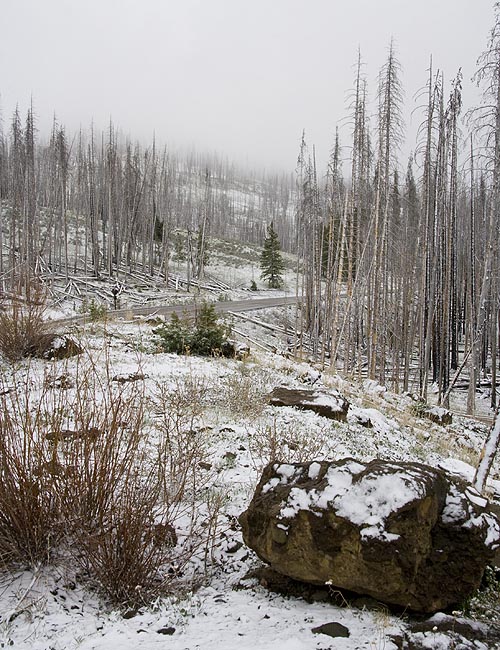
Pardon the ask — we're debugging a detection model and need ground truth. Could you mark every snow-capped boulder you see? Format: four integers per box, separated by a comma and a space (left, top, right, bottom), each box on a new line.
41, 334, 83, 360
268, 387, 349, 422
423, 405, 453, 426
221, 339, 250, 360
239, 458, 500, 612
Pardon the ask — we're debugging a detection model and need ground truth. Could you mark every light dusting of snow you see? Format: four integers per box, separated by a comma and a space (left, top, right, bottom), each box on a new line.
0, 312, 498, 650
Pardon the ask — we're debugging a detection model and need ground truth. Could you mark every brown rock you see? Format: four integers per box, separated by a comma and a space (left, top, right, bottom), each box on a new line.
422, 406, 453, 426
239, 458, 500, 613
268, 387, 349, 421
41, 335, 83, 360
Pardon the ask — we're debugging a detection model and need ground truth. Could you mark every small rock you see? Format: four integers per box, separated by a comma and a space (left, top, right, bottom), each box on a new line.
44, 373, 74, 390
42, 335, 83, 360
112, 372, 146, 383
156, 627, 175, 635
312, 622, 350, 638
268, 387, 349, 421
226, 540, 243, 554
221, 340, 250, 360
423, 406, 453, 426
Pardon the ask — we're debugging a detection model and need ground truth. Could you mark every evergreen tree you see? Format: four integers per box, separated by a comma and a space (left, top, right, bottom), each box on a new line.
260, 221, 285, 288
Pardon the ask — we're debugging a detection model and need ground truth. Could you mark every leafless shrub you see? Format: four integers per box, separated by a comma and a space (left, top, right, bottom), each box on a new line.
0, 356, 221, 608
151, 376, 212, 511
0, 367, 69, 568
0, 285, 55, 362
217, 366, 270, 418
248, 416, 330, 470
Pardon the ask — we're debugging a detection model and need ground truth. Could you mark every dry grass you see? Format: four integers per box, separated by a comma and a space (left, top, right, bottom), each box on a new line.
218, 364, 270, 418
248, 416, 331, 469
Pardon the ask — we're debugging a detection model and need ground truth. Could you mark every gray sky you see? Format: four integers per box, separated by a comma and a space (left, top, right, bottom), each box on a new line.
0, 0, 495, 172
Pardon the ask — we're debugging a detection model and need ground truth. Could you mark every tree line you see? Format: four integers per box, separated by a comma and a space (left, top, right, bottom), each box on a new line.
0, 113, 295, 290
295, 14, 500, 413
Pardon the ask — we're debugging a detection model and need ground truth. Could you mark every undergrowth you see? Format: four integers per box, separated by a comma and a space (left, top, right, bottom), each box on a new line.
154, 301, 231, 357
0, 353, 220, 609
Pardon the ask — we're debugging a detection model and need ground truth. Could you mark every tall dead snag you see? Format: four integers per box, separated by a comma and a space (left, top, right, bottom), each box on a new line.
369, 40, 404, 382
468, 3, 500, 414
469, 4, 500, 486
325, 52, 371, 374
322, 127, 344, 365
295, 132, 323, 356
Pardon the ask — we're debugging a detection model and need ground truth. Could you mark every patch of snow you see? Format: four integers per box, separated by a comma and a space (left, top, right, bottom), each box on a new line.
348, 406, 399, 434
465, 487, 488, 508
302, 392, 344, 411
262, 477, 280, 494
50, 335, 67, 349
427, 406, 449, 417
410, 631, 470, 649
332, 471, 420, 535
438, 458, 476, 482
308, 462, 321, 480
441, 486, 466, 524
362, 379, 386, 395
442, 485, 500, 549
278, 462, 423, 542
276, 464, 299, 482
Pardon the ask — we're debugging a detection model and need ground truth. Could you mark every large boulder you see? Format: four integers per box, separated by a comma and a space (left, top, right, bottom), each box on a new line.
239, 458, 500, 613
268, 387, 349, 422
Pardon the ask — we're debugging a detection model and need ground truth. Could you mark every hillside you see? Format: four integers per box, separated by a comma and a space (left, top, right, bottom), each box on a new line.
0, 283, 499, 648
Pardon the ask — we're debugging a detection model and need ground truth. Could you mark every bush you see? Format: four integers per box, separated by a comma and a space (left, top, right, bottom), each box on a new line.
0, 355, 219, 608
0, 288, 55, 361
155, 302, 231, 357
81, 298, 108, 322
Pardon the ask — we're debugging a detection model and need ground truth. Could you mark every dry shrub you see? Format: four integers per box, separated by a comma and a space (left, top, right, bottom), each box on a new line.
0, 285, 54, 362
0, 356, 219, 608
0, 367, 70, 567
248, 416, 330, 470
218, 366, 270, 418
151, 376, 212, 510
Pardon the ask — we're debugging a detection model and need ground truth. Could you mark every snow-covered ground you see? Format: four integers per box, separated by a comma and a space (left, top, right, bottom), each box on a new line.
0, 313, 499, 650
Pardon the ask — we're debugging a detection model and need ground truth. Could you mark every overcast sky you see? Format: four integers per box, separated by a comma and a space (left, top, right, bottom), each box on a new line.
0, 0, 495, 172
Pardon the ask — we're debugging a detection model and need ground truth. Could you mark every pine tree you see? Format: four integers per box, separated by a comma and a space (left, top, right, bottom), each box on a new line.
260, 221, 285, 288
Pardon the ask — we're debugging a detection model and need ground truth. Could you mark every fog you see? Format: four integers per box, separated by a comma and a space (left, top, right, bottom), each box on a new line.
0, 0, 494, 171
